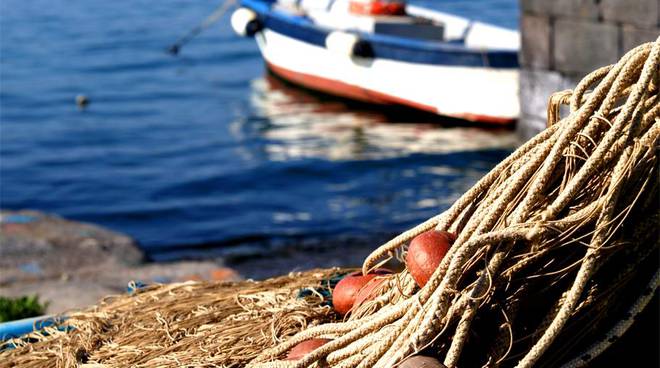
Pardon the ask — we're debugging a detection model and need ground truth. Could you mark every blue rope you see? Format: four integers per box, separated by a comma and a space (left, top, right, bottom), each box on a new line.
297, 270, 352, 307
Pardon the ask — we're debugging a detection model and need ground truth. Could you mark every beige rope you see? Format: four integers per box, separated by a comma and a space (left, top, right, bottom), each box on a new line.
4, 39, 658, 368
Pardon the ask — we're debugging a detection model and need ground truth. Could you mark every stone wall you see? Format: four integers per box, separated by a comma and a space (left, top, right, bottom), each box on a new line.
518, 0, 660, 139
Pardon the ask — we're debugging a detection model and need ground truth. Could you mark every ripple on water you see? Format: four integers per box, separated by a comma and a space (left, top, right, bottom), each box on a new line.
1, 0, 519, 260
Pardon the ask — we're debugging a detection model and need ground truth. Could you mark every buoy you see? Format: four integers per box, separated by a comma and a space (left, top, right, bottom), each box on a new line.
210, 267, 239, 281
352, 276, 387, 311
326, 31, 359, 57
230, 8, 262, 37
406, 230, 456, 287
286, 338, 332, 360
399, 355, 447, 368
75, 94, 89, 108
179, 274, 203, 282
349, 0, 407, 16
325, 31, 373, 58
332, 269, 391, 315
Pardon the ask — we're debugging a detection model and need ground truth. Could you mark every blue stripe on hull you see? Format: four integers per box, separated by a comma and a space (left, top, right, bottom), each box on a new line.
240, 0, 519, 68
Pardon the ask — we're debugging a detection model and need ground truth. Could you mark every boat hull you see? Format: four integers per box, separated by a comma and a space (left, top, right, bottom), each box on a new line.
255, 29, 518, 124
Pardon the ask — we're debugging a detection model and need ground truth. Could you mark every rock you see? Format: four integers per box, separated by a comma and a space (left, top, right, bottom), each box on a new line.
0, 209, 242, 314
75, 94, 90, 108
0, 210, 144, 271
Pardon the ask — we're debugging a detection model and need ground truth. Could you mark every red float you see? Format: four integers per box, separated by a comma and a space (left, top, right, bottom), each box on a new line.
349, 0, 407, 16
352, 277, 387, 312
406, 230, 456, 287
286, 338, 332, 360
332, 269, 392, 315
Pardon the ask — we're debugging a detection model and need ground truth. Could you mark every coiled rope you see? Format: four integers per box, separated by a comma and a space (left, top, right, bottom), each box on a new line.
2, 39, 657, 368
250, 38, 660, 368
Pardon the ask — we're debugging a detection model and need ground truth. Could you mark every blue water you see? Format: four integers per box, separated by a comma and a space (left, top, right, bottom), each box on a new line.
0, 0, 519, 261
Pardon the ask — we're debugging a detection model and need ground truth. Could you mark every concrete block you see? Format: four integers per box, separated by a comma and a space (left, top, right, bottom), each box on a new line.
554, 19, 619, 74
518, 68, 587, 141
520, 69, 566, 119
520, 71, 581, 115
522, 0, 600, 19
520, 0, 554, 15
622, 25, 660, 54
520, 15, 552, 69
551, 0, 600, 20
517, 114, 548, 141
600, 0, 659, 28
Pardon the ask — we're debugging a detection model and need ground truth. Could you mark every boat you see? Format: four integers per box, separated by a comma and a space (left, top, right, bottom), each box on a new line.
230, 0, 520, 125
247, 74, 518, 161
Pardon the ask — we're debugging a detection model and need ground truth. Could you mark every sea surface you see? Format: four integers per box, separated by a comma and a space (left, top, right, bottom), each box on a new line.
0, 0, 519, 261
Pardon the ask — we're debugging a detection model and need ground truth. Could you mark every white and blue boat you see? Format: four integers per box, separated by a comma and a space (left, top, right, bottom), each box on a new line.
231, 0, 520, 125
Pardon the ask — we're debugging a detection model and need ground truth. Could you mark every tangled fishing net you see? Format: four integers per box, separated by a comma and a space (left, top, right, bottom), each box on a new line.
2, 39, 659, 368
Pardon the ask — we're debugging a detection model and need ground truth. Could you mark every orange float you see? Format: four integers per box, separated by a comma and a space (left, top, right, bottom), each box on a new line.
332, 268, 392, 315
406, 230, 456, 287
286, 338, 332, 360
349, 0, 407, 16
352, 277, 387, 311
399, 355, 447, 368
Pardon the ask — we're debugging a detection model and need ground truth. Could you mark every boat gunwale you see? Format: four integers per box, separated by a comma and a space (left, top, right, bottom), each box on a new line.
240, 0, 519, 68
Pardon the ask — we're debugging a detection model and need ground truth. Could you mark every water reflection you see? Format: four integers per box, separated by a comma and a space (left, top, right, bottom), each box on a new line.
0, 0, 521, 262
244, 73, 520, 161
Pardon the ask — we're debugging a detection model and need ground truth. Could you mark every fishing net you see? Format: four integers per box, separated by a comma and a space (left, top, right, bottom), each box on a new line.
2, 39, 658, 368
0, 269, 346, 367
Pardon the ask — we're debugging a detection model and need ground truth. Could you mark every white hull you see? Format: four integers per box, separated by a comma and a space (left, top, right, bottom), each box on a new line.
255, 29, 520, 124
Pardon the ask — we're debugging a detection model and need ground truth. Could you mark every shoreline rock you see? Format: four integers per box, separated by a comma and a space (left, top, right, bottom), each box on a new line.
0, 210, 240, 314
0, 209, 389, 315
